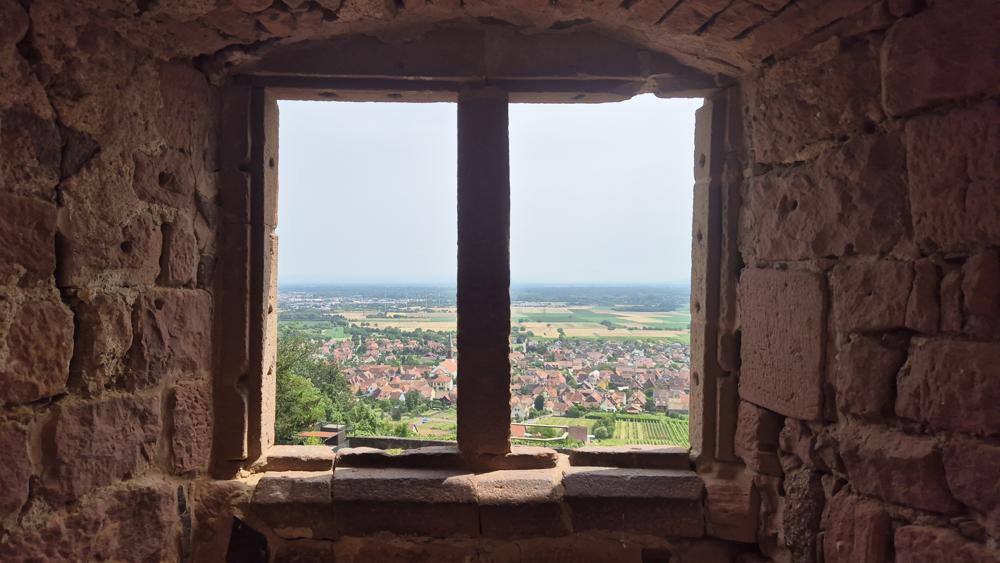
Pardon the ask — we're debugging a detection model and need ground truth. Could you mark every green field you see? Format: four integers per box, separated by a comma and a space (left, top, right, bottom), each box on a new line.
282, 320, 350, 340
535, 414, 689, 447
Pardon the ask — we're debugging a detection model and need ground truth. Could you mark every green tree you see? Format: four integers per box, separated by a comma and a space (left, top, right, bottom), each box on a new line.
644, 397, 657, 413
275, 371, 332, 443
533, 395, 545, 411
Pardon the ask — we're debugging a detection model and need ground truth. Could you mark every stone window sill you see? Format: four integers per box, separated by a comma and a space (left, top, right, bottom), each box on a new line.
245, 458, 705, 540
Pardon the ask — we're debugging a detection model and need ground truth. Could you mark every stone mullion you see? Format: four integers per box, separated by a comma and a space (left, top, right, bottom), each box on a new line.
456, 87, 512, 456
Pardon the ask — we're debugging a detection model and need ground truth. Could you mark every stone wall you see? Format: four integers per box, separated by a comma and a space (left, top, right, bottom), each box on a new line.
735, 1, 1000, 561
0, 1, 218, 559
1, 0, 998, 562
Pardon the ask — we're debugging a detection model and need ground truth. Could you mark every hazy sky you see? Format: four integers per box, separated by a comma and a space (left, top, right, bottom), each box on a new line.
276, 95, 700, 285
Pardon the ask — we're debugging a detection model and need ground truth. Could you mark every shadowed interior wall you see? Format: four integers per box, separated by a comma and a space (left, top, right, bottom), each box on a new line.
0, 0, 997, 562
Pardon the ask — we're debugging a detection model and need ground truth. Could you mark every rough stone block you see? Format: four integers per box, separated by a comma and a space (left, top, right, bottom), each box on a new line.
0, 108, 60, 200
704, 468, 758, 542
895, 525, 1000, 563
0, 192, 57, 281
882, 0, 1000, 116
839, 424, 960, 513
0, 294, 74, 405
335, 501, 479, 538
170, 378, 213, 474
159, 218, 200, 287
782, 467, 824, 563
253, 471, 332, 505
562, 467, 703, 500
943, 440, 1000, 533
821, 492, 891, 563
479, 502, 570, 538
261, 445, 335, 472
734, 401, 783, 476
128, 288, 212, 387
0, 419, 31, 523
896, 339, 1000, 435
336, 445, 460, 469
739, 269, 826, 420
1, 483, 181, 562
567, 497, 705, 538
905, 101, 1000, 251
741, 134, 908, 261
567, 446, 690, 470
69, 291, 133, 394
962, 250, 1000, 340
745, 37, 881, 163
44, 394, 161, 503
906, 258, 940, 334
830, 261, 913, 333
832, 334, 905, 419
132, 148, 196, 209
332, 468, 476, 504
939, 267, 964, 333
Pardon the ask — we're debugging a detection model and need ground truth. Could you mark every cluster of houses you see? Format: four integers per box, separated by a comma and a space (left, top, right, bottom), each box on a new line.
329, 332, 690, 419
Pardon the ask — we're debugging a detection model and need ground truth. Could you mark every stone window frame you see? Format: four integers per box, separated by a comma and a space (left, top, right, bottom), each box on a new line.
210, 30, 743, 480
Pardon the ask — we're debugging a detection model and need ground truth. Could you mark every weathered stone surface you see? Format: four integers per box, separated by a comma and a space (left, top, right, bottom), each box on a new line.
253, 471, 332, 504
821, 492, 891, 563
830, 261, 913, 333
133, 148, 196, 209
474, 468, 562, 505
741, 134, 908, 261
262, 445, 335, 472
905, 101, 1000, 251
943, 440, 1000, 530
734, 401, 782, 475
895, 525, 1000, 563
0, 108, 61, 199
739, 269, 826, 420
562, 467, 703, 500
940, 267, 964, 333
465, 445, 559, 471
128, 288, 212, 386
896, 339, 1000, 435
782, 467, 824, 563
170, 379, 213, 474
336, 445, 460, 469
704, 468, 758, 542
0, 193, 58, 281
567, 496, 705, 538
839, 424, 960, 513
568, 446, 690, 470
962, 250, 1000, 340
44, 394, 161, 503
335, 501, 479, 538
0, 295, 74, 405
882, 0, 1000, 116
0, 483, 181, 562
745, 37, 881, 164
832, 334, 905, 419
906, 258, 940, 334
159, 218, 200, 287
69, 291, 133, 393
0, 419, 31, 523
332, 468, 476, 503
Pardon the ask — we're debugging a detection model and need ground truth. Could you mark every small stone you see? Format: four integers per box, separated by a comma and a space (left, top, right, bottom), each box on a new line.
832, 334, 905, 419
0, 420, 31, 522
962, 250, 1000, 339
906, 258, 940, 334
170, 379, 212, 474
895, 525, 1000, 563
822, 492, 891, 563
69, 292, 133, 393
831, 260, 913, 333
0, 193, 58, 281
0, 295, 74, 405
253, 471, 331, 505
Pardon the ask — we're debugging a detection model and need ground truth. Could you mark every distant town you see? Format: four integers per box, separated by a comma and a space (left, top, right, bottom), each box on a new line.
277, 284, 691, 448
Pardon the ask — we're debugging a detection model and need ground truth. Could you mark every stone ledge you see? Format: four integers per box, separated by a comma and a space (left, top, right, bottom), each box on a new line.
563, 467, 704, 500
332, 467, 478, 503
258, 445, 335, 472
567, 446, 692, 470
335, 445, 560, 471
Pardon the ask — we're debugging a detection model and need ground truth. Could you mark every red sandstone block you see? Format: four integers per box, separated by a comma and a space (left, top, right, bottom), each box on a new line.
830, 261, 913, 333
906, 258, 940, 334
160, 218, 200, 287
896, 339, 1000, 435
905, 101, 1000, 251
568, 497, 705, 538
335, 501, 479, 537
882, 0, 1000, 116
940, 267, 964, 333
262, 445, 335, 472
0, 192, 57, 281
744, 37, 881, 164
128, 288, 212, 387
0, 107, 60, 201
962, 250, 1000, 340
738, 269, 826, 420
0, 419, 31, 522
740, 134, 908, 262
254, 471, 332, 505
734, 401, 782, 476
132, 148, 196, 209
832, 334, 905, 419
568, 445, 690, 470
0, 293, 74, 405
44, 394, 161, 503
480, 503, 570, 538
943, 440, 1000, 535
895, 525, 1000, 563
0, 483, 181, 562
69, 291, 133, 394
839, 424, 960, 514
821, 492, 891, 563
170, 378, 213, 474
